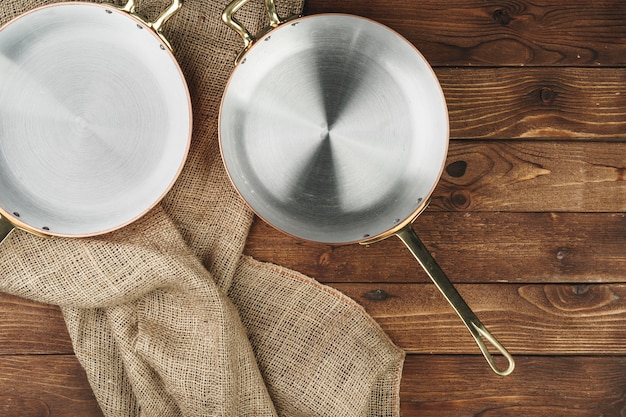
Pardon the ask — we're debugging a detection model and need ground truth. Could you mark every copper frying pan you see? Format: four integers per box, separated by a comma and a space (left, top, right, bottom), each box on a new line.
0, 0, 192, 242
219, 0, 515, 375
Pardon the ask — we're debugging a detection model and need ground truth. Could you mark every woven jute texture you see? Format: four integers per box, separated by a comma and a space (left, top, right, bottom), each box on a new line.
0, 0, 405, 415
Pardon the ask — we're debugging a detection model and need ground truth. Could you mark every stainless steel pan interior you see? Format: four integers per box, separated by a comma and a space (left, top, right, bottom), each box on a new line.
220, 0, 515, 375
0, 0, 191, 240
220, 13, 448, 244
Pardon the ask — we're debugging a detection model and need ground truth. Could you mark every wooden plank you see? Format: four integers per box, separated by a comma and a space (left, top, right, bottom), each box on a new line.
438, 68, 626, 140
246, 211, 626, 283
400, 355, 626, 416
0, 355, 103, 417
0, 293, 73, 355
6, 282, 626, 355
304, 0, 626, 67
2, 354, 622, 417
330, 283, 626, 355
1, 353, 623, 417
436, 141, 626, 211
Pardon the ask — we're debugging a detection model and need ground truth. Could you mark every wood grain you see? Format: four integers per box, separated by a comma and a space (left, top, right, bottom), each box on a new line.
438, 68, 626, 140
7, 283, 626, 356
331, 283, 626, 354
437, 141, 626, 211
0, 355, 103, 417
246, 211, 626, 284
400, 355, 626, 416
305, 0, 626, 67
1, 353, 623, 417
0, 293, 73, 355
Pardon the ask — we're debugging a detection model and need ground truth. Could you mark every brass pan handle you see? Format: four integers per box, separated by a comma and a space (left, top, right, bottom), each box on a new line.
395, 224, 515, 376
222, 0, 300, 62
116, 0, 183, 51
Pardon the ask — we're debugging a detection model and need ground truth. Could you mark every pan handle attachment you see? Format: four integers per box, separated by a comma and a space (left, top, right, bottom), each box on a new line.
0, 215, 15, 244
0, 214, 49, 244
395, 224, 515, 376
222, 0, 301, 63
116, 0, 183, 51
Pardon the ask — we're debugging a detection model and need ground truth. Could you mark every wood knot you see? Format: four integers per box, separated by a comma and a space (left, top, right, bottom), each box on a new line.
450, 189, 471, 209
446, 160, 468, 178
519, 284, 620, 316
571, 284, 590, 295
539, 87, 556, 104
492, 8, 511, 25
318, 250, 332, 266
556, 247, 570, 261
363, 289, 392, 301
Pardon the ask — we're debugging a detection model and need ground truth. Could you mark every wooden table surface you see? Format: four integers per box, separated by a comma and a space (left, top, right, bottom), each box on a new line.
2, 0, 626, 416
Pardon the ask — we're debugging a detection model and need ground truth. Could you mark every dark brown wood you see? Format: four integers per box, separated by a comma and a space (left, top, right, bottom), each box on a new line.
246, 211, 626, 283
330, 283, 626, 354
0, 293, 73, 355
437, 141, 626, 211
438, 69, 626, 140
0, 355, 103, 417
305, 0, 626, 67
8, 283, 626, 356
400, 355, 626, 416
2, 353, 624, 417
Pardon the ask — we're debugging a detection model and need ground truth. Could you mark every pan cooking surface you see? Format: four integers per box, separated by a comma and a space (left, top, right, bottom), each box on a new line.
220, 15, 448, 243
0, 3, 191, 235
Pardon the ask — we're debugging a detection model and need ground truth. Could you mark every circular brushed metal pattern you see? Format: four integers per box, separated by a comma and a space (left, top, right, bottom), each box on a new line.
0, 3, 191, 236
220, 14, 448, 243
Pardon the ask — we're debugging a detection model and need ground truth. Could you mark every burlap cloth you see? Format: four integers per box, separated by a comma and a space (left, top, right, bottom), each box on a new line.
0, 0, 405, 415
